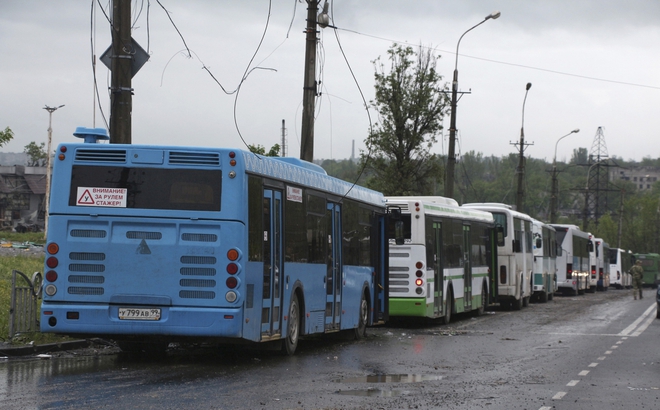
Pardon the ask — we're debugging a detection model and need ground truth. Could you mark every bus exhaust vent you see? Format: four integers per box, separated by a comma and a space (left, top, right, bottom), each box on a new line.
180, 279, 216, 287
68, 275, 105, 284
75, 149, 127, 163
69, 252, 106, 261
179, 290, 215, 299
68, 287, 104, 296
127, 231, 162, 240
181, 256, 217, 264
70, 229, 107, 238
180, 268, 216, 276
168, 151, 220, 166
69, 264, 106, 273
182, 233, 218, 242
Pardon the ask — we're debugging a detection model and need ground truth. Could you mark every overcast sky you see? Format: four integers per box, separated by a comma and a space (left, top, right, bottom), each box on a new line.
1, 1, 658, 164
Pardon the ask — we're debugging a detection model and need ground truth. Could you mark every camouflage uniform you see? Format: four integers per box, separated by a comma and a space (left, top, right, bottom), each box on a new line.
630, 261, 644, 300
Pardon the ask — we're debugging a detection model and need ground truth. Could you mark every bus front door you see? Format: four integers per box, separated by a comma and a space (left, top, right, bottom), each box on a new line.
326, 202, 342, 331
463, 224, 472, 311
261, 189, 283, 338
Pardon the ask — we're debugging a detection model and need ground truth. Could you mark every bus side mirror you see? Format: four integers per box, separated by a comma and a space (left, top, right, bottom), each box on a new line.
535, 238, 542, 249
394, 221, 405, 245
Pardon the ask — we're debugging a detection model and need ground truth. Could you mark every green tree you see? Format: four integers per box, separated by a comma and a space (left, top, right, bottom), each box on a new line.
248, 143, 280, 157
24, 141, 48, 167
360, 44, 449, 195
0, 127, 14, 147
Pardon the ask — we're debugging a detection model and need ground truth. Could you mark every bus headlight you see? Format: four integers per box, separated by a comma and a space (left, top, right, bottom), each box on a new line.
44, 284, 57, 296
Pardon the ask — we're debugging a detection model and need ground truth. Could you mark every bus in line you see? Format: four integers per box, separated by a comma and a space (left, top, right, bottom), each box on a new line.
40, 128, 389, 355
462, 203, 533, 310
609, 248, 634, 289
587, 234, 598, 293
594, 238, 610, 291
550, 224, 590, 295
531, 219, 557, 303
385, 197, 498, 323
635, 253, 660, 288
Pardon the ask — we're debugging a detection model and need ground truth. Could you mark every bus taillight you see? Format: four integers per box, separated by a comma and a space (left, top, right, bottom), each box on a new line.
599, 268, 603, 279
415, 278, 423, 287
47, 243, 59, 254
227, 263, 238, 275
46, 270, 58, 282
415, 261, 423, 269
567, 264, 573, 279
500, 266, 506, 284
227, 249, 239, 261
46, 257, 58, 269
226, 277, 238, 289
591, 266, 596, 278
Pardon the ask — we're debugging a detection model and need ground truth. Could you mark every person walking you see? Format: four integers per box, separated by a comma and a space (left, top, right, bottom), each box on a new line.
629, 260, 644, 300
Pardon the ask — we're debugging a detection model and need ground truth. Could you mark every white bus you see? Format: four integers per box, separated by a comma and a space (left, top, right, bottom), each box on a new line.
609, 248, 634, 289
550, 224, 590, 295
531, 219, 557, 303
385, 197, 498, 323
462, 203, 533, 310
587, 233, 598, 293
595, 238, 610, 291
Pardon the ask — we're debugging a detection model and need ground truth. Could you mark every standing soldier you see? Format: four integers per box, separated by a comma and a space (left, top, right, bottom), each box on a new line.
629, 260, 644, 300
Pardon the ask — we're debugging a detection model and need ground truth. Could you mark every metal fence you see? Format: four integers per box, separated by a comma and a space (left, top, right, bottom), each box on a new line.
9, 270, 42, 340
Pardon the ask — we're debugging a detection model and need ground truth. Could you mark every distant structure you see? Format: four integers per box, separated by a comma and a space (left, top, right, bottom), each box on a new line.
609, 166, 660, 191
583, 127, 613, 229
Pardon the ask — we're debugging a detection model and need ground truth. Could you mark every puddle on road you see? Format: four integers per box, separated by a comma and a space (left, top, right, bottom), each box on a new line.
334, 374, 442, 397
336, 388, 410, 397
335, 374, 443, 383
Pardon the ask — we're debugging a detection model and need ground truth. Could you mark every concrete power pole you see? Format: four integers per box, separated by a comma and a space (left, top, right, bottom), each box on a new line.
281, 119, 287, 157
299, 1, 319, 162
513, 83, 533, 212
109, 0, 132, 144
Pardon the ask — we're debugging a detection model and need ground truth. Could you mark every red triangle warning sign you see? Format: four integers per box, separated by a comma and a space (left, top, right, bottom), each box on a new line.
77, 189, 95, 205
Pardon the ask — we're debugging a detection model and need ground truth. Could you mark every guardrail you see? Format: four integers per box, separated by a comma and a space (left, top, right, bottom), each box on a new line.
9, 270, 42, 340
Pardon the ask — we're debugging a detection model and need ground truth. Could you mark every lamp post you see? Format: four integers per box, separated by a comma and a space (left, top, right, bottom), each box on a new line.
43, 104, 65, 238
445, 11, 501, 199
514, 82, 532, 212
549, 129, 580, 223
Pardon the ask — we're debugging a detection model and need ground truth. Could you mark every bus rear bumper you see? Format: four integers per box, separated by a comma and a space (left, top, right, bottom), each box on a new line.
389, 297, 430, 317
40, 303, 244, 338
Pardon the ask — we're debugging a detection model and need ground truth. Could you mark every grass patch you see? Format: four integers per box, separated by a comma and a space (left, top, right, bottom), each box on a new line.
0, 233, 73, 345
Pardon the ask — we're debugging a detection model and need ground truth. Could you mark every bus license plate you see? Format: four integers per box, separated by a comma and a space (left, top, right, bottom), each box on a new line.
118, 308, 161, 321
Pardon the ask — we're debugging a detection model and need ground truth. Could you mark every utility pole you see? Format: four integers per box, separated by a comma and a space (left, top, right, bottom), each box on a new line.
43, 104, 65, 238
281, 119, 287, 157
109, 0, 132, 144
513, 83, 533, 212
300, 1, 320, 162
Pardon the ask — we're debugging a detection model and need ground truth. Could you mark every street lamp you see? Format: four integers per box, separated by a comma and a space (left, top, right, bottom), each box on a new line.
43, 104, 65, 238
514, 82, 532, 212
445, 11, 501, 199
549, 129, 580, 223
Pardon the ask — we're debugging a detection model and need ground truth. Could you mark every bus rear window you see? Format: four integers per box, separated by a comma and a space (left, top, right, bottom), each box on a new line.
69, 166, 221, 211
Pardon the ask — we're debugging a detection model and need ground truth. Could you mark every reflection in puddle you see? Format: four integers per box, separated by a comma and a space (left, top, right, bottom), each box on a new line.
336, 388, 410, 397
336, 374, 443, 383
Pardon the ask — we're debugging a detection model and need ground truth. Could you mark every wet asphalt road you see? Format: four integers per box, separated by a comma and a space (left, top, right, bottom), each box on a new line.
1, 288, 658, 410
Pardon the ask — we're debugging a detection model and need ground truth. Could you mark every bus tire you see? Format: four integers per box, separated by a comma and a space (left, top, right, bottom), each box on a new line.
656, 304, 660, 319
443, 288, 453, 325
354, 291, 369, 339
282, 293, 300, 356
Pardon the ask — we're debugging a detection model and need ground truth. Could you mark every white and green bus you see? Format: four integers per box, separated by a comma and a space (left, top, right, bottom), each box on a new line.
531, 219, 557, 303
462, 203, 534, 310
385, 197, 499, 323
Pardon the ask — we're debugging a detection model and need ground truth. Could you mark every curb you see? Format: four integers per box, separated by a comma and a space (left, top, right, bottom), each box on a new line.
0, 340, 91, 357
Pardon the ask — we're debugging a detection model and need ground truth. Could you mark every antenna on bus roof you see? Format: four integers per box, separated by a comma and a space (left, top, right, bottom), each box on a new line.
73, 127, 110, 143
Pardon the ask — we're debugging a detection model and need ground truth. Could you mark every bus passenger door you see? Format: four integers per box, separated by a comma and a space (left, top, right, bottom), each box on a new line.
433, 222, 443, 317
261, 189, 283, 338
463, 224, 472, 311
326, 202, 342, 331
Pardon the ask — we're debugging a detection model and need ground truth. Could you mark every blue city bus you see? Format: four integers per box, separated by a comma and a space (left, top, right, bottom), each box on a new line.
40, 128, 389, 355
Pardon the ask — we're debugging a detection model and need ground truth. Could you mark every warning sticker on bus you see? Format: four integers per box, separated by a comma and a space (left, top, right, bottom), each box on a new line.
76, 187, 127, 208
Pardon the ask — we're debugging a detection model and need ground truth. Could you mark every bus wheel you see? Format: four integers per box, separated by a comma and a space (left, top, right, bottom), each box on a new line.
282, 293, 300, 356
354, 292, 369, 339
443, 288, 453, 325
656, 304, 660, 319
